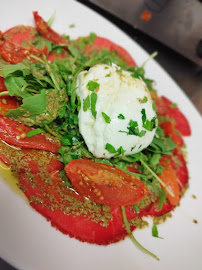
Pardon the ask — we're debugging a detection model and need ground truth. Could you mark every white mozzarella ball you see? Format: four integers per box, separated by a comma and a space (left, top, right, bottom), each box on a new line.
76, 64, 157, 159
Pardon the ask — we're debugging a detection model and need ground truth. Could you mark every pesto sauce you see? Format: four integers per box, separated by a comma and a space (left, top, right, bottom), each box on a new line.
0, 139, 113, 227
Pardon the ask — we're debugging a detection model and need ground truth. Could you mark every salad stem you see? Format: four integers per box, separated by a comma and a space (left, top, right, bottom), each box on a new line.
45, 125, 61, 138
0, 91, 9, 97
47, 11, 56, 26
121, 206, 159, 261
141, 51, 158, 68
140, 158, 174, 197
29, 54, 45, 65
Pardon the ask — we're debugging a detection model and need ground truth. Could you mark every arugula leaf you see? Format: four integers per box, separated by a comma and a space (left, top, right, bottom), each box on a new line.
68, 45, 87, 64
89, 32, 96, 43
32, 34, 53, 53
6, 90, 46, 125
5, 76, 32, 98
152, 224, 159, 237
152, 224, 163, 239
26, 128, 45, 137
0, 62, 30, 77
7, 88, 67, 126
149, 153, 161, 166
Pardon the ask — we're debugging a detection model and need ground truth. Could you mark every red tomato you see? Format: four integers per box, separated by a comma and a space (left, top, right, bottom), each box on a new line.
0, 31, 47, 64
0, 116, 60, 153
0, 77, 19, 115
148, 201, 173, 217
33, 11, 69, 45
158, 157, 180, 206
156, 96, 191, 136
3, 25, 36, 46
160, 121, 184, 146
171, 148, 189, 188
0, 77, 7, 92
65, 159, 149, 207
0, 153, 10, 166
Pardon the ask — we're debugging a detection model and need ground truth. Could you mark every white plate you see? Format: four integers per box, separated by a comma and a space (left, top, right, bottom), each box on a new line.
0, 1, 202, 270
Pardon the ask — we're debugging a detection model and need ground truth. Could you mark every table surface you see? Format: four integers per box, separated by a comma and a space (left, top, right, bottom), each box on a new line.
1, 1, 202, 270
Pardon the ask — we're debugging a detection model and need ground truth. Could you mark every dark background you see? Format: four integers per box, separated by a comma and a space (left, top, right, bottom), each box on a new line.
1, 1, 202, 269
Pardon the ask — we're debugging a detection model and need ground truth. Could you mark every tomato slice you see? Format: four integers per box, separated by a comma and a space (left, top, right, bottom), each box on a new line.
158, 156, 180, 206
3, 25, 36, 46
33, 11, 69, 45
160, 121, 184, 146
0, 76, 7, 92
0, 116, 60, 152
171, 148, 189, 188
0, 31, 47, 64
65, 159, 149, 207
0, 77, 19, 115
156, 96, 191, 136
85, 36, 136, 67
148, 201, 174, 217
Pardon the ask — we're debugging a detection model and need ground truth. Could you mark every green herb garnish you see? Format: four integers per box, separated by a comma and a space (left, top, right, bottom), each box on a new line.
121, 206, 159, 261
138, 96, 148, 103
87, 80, 100, 92
83, 95, 90, 112
105, 143, 116, 153
26, 128, 44, 137
102, 112, 111, 123
118, 114, 125, 119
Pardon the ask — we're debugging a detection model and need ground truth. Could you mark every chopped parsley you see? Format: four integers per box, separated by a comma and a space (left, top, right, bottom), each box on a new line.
91, 92, 97, 118
141, 109, 157, 131
83, 95, 90, 111
87, 80, 100, 92
69, 24, 75, 28
83, 93, 97, 118
102, 112, 111, 123
118, 114, 125, 119
131, 146, 136, 151
141, 109, 147, 124
138, 96, 148, 103
105, 143, 116, 153
105, 143, 126, 156
115, 146, 126, 157
152, 224, 158, 237
120, 120, 146, 137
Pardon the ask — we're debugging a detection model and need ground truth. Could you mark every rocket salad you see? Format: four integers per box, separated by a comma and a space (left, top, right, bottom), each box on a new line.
0, 12, 191, 260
